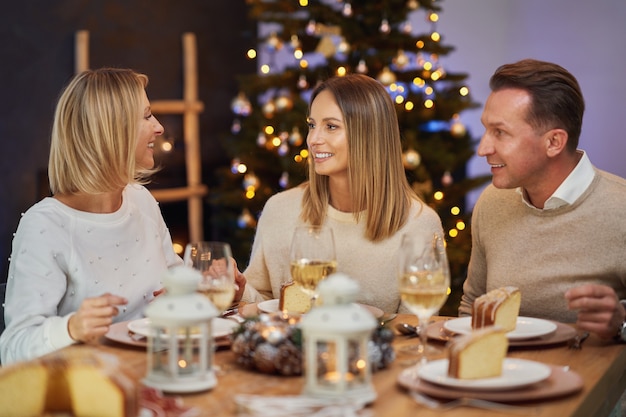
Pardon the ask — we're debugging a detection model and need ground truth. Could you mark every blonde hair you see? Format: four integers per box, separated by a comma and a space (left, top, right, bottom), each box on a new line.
48, 68, 154, 195
301, 74, 422, 241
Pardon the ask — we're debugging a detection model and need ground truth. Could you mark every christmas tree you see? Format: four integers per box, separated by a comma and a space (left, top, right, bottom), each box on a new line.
210, 0, 490, 314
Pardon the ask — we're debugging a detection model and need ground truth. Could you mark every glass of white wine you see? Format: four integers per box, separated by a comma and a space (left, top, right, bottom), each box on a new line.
184, 241, 236, 313
289, 225, 337, 307
398, 232, 450, 363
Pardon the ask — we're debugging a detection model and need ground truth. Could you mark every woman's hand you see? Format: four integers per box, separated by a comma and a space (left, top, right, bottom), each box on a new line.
68, 293, 128, 343
232, 258, 247, 302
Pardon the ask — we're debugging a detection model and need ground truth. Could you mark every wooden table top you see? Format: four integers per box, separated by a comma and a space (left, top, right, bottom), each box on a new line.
82, 313, 626, 417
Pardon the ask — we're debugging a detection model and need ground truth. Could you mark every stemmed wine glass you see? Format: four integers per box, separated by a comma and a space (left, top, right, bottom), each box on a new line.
289, 225, 337, 308
183, 241, 236, 313
397, 232, 450, 364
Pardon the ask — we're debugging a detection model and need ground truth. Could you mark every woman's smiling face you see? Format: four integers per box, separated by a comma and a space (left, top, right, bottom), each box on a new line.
306, 89, 349, 179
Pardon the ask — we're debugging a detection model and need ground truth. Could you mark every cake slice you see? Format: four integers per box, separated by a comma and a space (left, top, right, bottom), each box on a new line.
0, 348, 138, 417
66, 352, 139, 417
471, 286, 521, 332
279, 281, 311, 314
0, 361, 49, 417
447, 326, 508, 379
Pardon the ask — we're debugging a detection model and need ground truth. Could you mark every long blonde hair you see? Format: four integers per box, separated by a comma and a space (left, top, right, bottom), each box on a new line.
301, 74, 422, 241
48, 68, 154, 195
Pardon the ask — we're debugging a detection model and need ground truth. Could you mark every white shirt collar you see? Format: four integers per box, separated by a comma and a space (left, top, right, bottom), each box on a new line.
517, 150, 595, 210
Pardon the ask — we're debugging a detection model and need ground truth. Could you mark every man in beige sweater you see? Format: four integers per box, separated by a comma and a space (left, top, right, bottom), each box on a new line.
459, 59, 626, 342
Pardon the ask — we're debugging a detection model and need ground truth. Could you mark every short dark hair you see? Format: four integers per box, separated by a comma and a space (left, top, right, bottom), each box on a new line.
490, 59, 585, 151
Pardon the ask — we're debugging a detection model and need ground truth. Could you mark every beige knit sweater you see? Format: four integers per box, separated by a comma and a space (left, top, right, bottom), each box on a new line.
460, 169, 626, 322
241, 186, 443, 313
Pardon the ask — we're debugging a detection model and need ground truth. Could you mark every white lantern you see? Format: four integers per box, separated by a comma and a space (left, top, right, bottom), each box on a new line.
143, 266, 219, 393
300, 273, 377, 403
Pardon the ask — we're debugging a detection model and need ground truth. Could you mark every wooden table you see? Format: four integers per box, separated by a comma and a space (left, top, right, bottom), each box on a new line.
85, 314, 626, 417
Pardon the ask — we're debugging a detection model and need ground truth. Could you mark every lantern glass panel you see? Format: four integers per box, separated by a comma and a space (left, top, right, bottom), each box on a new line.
317, 340, 337, 385
348, 340, 367, 384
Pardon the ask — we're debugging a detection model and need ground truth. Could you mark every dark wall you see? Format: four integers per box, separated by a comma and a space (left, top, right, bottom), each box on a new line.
0, 0, 256, 280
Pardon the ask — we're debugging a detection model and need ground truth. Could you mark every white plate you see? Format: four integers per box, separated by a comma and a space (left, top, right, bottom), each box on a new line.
257, 299, 281, 313
443, 316, 557, 340
257, 299, 384, 318
127, 317, 238, 339
418, 358, 552, 391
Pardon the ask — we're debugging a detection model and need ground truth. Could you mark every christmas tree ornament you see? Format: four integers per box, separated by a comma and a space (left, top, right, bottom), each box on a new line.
290, 34, 301, 49
356, 59, 368, 74
316, 36, 336, 58
342, 2, 352, 17
230, 119, 241, 134
275, 95, 293, 112
243, 173, 260, 191
306, 20, 317, 35
237, 208, 256, 229
393, 50, 410, 70
297, 75, 309, 89
442, 171, 453, 186
257, 132, 267, 147
231, 92, 252, 116
337, 39, 350, 55
279, 171, 289, 188
266, 32, 283, 51
379, 18, 390, 34
230, 158, 246, 175
377, 67, 397, 85
262, 100, 276, 118
407, 0, 419, 9
450, 117, 466, 138
402, 148, 421, 169
289, 127, 303, 146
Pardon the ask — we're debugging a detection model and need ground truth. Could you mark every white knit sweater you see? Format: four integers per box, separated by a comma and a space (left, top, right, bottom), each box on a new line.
241, 186, 443, 313
0, 184, 182, 364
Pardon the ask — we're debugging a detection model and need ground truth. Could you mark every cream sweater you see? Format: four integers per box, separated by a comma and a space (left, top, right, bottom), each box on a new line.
460, 169, 626, 322
241, 186, 443, 313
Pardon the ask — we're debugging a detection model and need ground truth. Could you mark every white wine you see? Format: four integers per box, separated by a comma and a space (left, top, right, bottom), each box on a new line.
399, 271, 448, 318
290, 259, 338, 292
198, 284, 235, 312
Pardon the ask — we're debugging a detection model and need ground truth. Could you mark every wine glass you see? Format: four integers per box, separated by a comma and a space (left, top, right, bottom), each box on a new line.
398, 232, 450, 364
289, 225, 337, 307
184, 241, 236, 313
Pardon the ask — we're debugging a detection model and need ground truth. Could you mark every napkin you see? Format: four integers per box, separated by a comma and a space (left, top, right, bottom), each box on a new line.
234, 394, 371, 417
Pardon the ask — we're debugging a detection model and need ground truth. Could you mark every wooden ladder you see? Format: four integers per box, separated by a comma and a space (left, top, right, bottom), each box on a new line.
74, 30, 207, 243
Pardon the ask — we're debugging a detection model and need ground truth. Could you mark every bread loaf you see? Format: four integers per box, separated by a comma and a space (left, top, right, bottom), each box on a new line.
0, 348, 139, 417
278, 281, 311, 314
471, 286, 521, 332
447, 326, 508, 379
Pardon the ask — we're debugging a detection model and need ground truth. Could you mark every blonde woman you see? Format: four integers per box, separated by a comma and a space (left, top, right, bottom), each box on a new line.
236, 74, 443, 313
0, 68, 181, 364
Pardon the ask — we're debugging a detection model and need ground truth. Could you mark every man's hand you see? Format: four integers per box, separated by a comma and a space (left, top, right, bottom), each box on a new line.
68, 293, 128, 343
565, 284, 625, 340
